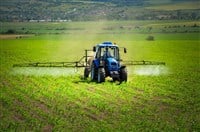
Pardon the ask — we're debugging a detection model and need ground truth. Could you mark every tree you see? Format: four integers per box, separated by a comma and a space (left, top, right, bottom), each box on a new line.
146, 35, 155, 41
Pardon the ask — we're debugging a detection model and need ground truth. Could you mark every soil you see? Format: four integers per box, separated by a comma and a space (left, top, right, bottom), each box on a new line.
0, 34, 34, 39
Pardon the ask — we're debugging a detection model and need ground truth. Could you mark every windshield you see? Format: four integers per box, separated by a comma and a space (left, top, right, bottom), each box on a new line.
96, 46, 120, 60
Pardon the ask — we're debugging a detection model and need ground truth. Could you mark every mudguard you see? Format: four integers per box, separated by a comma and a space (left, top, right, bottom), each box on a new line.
120, 65, 126, 69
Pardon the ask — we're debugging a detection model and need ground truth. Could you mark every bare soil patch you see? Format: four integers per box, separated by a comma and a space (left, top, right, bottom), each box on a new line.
0, 34, 34, 39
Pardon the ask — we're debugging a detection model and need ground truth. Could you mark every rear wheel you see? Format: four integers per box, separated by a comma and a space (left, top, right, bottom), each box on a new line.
120, 67, 127, 82
97, 68, 105, 83
84, 67, 90, 79
91, 63, 97, 81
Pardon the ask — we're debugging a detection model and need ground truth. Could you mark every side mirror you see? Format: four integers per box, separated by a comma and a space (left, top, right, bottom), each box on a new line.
93, 46, 96, 52
124, 48, 127, 53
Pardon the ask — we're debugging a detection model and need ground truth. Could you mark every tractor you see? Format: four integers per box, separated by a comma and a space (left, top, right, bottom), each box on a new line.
13, 41, 165, 83
84, 41, 127, 83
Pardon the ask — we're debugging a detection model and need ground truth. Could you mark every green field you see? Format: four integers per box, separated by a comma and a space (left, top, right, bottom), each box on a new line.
0, 21, 200, 131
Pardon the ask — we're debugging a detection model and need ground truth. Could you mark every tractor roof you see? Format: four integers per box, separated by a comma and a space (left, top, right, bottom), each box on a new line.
97, 41, 118, 47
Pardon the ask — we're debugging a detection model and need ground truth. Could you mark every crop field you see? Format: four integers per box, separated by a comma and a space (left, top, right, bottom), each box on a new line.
0, 21, 200, 131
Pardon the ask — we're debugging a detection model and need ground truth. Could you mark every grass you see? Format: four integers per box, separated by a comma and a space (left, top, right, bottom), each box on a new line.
0, 20, 200, 131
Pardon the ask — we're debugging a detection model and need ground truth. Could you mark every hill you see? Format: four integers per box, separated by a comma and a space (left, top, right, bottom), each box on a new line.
0, 0, 199, 21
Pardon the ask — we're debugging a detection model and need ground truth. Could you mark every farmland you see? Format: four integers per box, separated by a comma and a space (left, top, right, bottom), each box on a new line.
0, 20, 200, 131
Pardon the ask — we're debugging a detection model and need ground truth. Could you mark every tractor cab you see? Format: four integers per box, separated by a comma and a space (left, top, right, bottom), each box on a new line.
88, 42, 127, 83
94, 43, 120, 61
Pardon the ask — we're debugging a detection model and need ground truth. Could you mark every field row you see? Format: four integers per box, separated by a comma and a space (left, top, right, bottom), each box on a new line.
0, 21, 199, 130
1, 72, 199, 131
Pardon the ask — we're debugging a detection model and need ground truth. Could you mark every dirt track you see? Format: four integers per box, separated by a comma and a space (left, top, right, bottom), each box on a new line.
0, 34, 34, 39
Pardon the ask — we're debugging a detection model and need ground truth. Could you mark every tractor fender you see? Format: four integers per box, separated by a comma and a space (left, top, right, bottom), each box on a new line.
120, 65, 126, 69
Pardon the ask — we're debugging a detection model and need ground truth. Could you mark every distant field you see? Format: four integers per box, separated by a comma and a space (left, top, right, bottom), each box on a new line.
146, 1, 200, 10
147, 0, 172, 5
0, 21, 199, 131
1, 20, 199, 34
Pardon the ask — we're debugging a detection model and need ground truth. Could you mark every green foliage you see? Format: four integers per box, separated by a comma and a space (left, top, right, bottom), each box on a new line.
0, 0, 199, 21
0, 20, 199, 131
146, 35, 154, 41
5, 29, 16, 34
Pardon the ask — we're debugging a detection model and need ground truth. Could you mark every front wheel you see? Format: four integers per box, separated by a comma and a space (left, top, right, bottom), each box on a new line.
120, 67, 127, 82
97, 68, 105, 83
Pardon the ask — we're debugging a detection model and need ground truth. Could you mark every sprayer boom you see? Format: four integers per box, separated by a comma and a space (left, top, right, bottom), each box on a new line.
13, 60, 165, 68
13, 61, 86, 68
13, 46, 165, 68
123, 60, 165, 66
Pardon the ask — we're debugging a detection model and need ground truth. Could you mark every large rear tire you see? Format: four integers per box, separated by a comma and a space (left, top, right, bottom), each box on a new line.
91, 63, 97, 81
97, 68, 105, 83
120, 67, 127, 82
84, 67, 90, 79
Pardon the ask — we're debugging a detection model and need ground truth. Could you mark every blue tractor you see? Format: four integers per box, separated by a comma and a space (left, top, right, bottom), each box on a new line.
13, 41, 165, 82
84, 42, 127, 83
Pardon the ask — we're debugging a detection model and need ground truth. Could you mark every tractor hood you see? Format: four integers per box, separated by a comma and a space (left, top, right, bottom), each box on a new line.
106, 57, 119, 71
